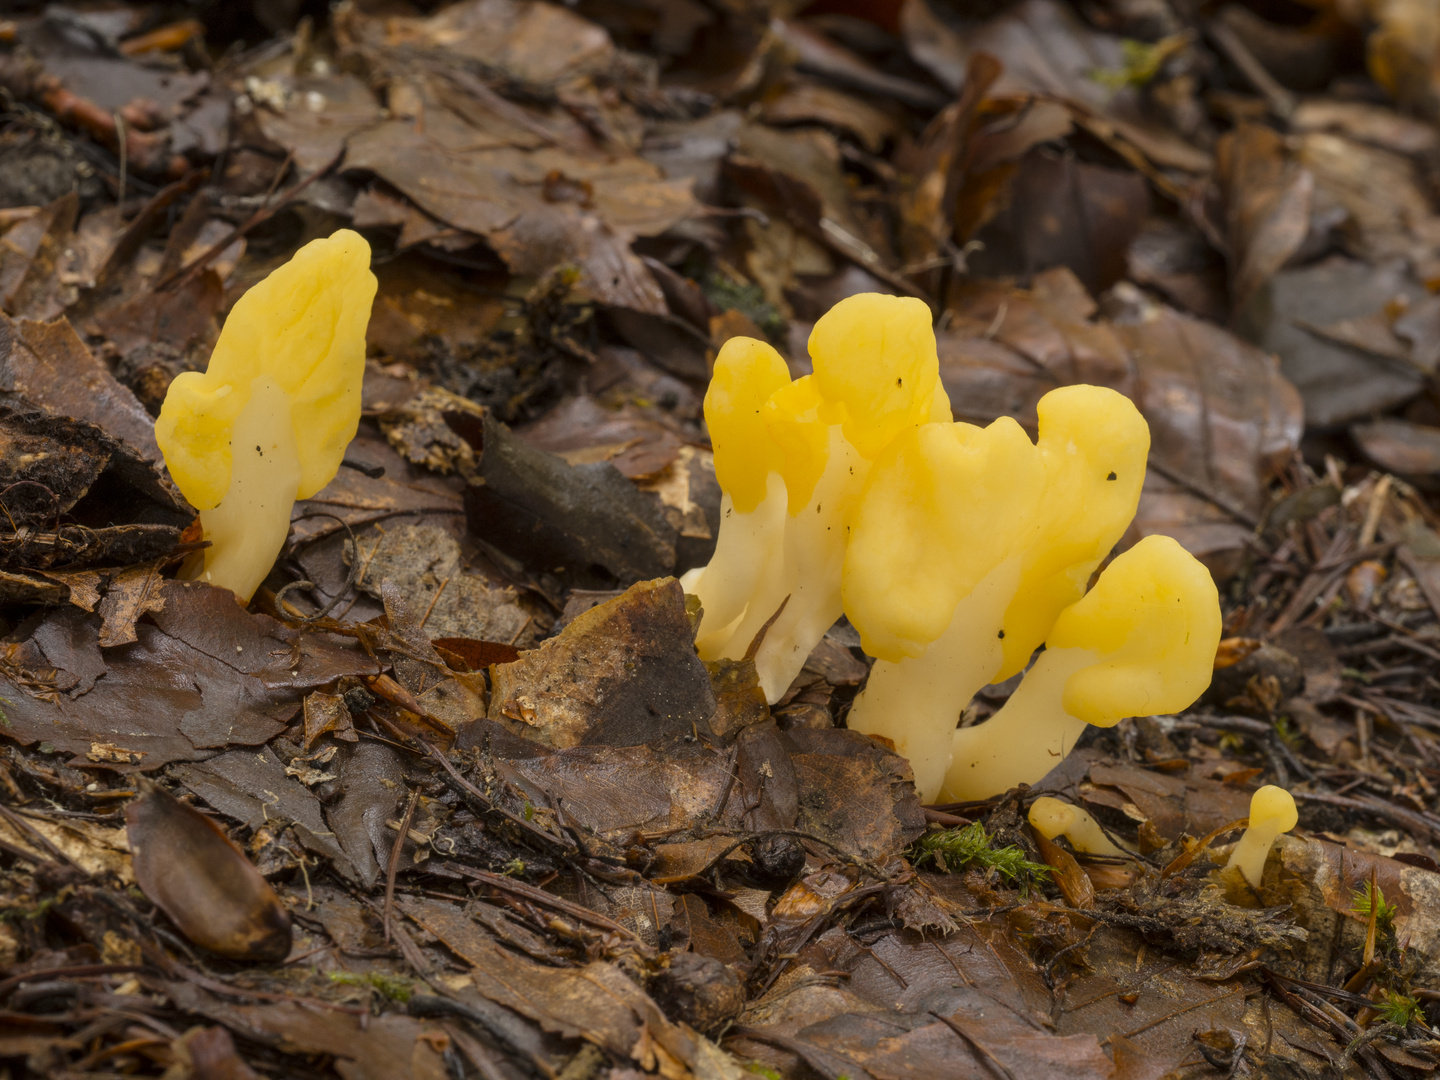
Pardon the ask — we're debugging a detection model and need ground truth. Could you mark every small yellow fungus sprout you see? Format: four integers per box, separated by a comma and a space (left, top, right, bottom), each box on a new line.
1027, 796, 1126, 857
1227, 785, 1298, 887
156, 230, 376, 602
942, 534, 1221, 802
682, 294, 950, 701
843, 385, 1150, 802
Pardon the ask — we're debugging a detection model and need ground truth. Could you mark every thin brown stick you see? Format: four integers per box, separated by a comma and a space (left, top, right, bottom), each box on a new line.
384, 788, 420, 943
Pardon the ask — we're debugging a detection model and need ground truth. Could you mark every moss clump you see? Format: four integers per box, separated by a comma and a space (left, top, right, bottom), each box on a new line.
328, 970, 413, 1003
908, 822, 1050, 891
701, 273, 784, 339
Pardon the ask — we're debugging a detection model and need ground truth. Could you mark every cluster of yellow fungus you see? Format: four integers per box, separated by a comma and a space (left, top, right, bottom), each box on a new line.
156, 231, 377, 602
681, 294, 950, 701
694, 294, 1223, 802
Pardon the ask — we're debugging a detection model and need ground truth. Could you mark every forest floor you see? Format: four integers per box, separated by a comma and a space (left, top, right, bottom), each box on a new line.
3, 0, 1440, 1077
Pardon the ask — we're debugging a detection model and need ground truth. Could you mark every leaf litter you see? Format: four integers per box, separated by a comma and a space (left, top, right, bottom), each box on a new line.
6, 0, 1440, 1078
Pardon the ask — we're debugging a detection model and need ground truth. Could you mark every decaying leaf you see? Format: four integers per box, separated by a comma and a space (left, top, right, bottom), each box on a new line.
125, 780, 292, 962
488, 576, 714, 747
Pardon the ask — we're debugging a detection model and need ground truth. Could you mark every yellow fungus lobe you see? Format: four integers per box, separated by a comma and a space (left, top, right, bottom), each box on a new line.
808, 293, 937, 460
995, 385, 1150, 679
1047, 534, 1222, 727
155, 229, 376, 601
157, 229, 377, 512
705, 337, 791, 514
1227, 785, 1298, 887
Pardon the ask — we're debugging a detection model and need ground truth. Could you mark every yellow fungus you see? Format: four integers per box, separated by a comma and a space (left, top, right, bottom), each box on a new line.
1227, 785, 1298, 887
1028, 797, 1127, 857
156, 229, 376, 602
844, 385, 1151, 802
683, 293, 948, 701
941, 535, 1221, 802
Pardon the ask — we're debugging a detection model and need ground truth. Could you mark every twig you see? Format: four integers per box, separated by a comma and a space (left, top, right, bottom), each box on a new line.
152, 144, 345, 293
930, 1010, 1017, 1080
384, 788, 420, 943
1205, 19, 1296, 119
273, 512, 363, 623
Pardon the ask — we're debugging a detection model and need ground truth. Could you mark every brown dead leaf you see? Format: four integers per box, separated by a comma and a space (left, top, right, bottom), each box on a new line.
168, 982, 449, 1080
1216, 123, 1314, 316
1079, 758, 1252, 841
95, 560, 165, 647
333, 32, 694, 313
517, 395, 684, 481
0, 808, 132, 881
488, 577, 714, 747
303, 690, 358, 749
448, 403, 678, 582
1353, 417, 1440, 475
0, 580, 377, 769
352, 523, 532, 645
173, 745, 356, 880
900, 0, 1210, 177
760, 79, 900, 155
0, 313, 163, 464
400, 893, 648, 1057
1244, 256, 1430, 428
0, 191, 78, 320
487, 727, 735, 839
126, 780, 292, 962
171, 1027, 264, 1080
937, 270, 1301, 559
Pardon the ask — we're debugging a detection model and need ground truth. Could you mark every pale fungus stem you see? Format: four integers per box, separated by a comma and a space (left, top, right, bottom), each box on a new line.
1226, 785, 1298, 887
1028, 797, 1127, 857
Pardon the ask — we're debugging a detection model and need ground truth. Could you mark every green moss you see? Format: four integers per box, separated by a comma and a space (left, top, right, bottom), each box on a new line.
1376, 990, 1423, 1027
328, 970, 413, 1003
701, 273, 784, 339
1089, 35, 1186, 90
1350, 881, 1399, 937
908, 822, 1050, 891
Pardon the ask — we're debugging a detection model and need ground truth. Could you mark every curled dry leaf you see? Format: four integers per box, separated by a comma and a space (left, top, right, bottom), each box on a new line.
124, 779, 292, 962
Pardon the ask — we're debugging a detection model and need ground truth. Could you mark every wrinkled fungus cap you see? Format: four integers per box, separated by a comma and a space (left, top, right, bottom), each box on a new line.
808, 293, 939, 460
843, 416, 1046, 661
1227, 784, 1298, 887
156, 230, 377, 512
705, 337, 791, 514
996, 385, 1150, 679
1028, 796, 1080, 840
1248, 785, 1299, 834
1046, 534, 1222, 726
1027, 796, 1125, 857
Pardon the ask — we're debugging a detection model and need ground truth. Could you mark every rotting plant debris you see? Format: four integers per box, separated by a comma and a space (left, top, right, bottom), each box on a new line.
6, 1, 1440, 1078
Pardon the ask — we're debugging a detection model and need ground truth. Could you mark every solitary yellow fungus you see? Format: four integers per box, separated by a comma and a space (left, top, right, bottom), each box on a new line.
156, 230, 376, 602
1027, 796, 1127, 857
682, 293, 950, 701
844, 385, 1149, 802
941, 534, 1221, 801
1227, 785, 1298, 887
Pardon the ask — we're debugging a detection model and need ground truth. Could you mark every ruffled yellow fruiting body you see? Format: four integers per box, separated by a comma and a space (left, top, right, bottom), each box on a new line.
683, 293, 948, 701
941, 534, 1222, 802
1028, 796, 1126, 857
808, 294, 939, 459
705, 337, 791, 515
842, 417, 1046, 662
1048, 534, 1222, 725
996, 385, 1151, 679
844, 385, 1152, 802
156, 230, 377, 601
1227, 785, 1298, 887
